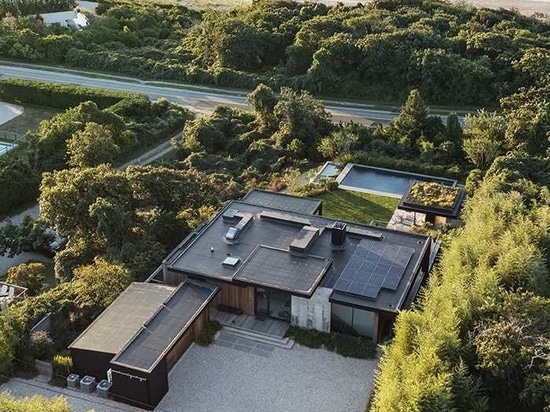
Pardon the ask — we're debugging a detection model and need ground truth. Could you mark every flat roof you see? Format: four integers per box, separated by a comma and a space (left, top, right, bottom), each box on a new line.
111, 281, 218, 372
234, 245, 331, 297
69, 283, 175, 354
167, 200, 430, 312
242, 189, 322, 215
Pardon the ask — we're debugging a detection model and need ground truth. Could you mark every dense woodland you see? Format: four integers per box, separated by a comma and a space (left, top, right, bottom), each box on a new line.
0, 0, 549, 411
1, 0, 550, 105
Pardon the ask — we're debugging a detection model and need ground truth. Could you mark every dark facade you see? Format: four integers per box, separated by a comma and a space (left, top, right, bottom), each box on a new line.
69, 281, 218, 410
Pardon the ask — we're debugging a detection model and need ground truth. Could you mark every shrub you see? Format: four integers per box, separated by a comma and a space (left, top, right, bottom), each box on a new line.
195, 320, 222, 346
52, 353, 72, 378
30, 331, 54, 361
285, 326, 376, 359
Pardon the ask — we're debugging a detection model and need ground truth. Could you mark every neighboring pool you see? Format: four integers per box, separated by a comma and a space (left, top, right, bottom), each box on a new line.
0, 141, 14, 156
336, 163, 457, 198
310, 161, 341, 183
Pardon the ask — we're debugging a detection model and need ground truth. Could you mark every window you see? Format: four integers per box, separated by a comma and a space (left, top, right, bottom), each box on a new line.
331, 303, 376, 339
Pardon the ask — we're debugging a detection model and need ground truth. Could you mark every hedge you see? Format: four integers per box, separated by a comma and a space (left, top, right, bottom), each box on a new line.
0, 78, 146, 110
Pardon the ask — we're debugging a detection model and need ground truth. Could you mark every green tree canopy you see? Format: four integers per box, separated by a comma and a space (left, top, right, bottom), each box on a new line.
66, 122, 121, 168
6, 263, 47, 296
71, 258, 133, 322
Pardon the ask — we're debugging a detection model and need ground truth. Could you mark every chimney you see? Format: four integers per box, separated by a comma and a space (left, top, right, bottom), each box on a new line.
331, 222, 347, 247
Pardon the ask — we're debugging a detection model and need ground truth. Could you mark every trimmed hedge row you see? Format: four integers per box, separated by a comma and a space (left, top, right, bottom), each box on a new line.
0, 78, 146, 110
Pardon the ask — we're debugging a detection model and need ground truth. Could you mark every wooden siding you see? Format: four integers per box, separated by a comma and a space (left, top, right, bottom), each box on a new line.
70, 348, 115, 380
214, 284, 254, 315
165, 309, 209, 371
110, 361, 168, 411
163, 268, 187, 286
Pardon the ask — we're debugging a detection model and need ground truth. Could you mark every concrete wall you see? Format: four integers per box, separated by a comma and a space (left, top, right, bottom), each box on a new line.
291, 287, 332, 332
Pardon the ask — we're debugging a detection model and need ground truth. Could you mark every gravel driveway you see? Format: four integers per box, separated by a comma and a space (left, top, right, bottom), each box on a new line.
157, 342, 378, 412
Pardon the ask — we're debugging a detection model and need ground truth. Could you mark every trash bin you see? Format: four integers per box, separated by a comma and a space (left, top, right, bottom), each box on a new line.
97, 379, 112, 399
80, 375, 96, 393
66, 373, 79, 389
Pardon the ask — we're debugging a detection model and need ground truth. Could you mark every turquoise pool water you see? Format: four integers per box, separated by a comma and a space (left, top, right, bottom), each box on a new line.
337, 164, 456, 198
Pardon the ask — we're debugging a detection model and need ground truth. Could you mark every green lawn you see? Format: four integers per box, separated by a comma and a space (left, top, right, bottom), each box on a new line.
316, 189, 399, 225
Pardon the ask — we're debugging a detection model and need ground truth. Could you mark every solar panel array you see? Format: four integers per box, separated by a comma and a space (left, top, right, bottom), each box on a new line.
334, 239, 414, 299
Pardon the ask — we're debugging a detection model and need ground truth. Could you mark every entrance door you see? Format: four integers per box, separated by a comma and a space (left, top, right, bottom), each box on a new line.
255, 288, 291, 321
255, 288, 269, 316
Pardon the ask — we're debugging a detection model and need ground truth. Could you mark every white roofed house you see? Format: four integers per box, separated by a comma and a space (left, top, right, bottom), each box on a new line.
38, 9, 88, 30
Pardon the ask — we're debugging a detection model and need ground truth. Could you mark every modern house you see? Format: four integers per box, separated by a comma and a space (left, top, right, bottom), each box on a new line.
163, 189, 433, 343
69, 189, 434, 409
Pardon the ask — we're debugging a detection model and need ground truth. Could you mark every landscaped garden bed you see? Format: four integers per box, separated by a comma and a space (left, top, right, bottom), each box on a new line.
404, 181, 460, 209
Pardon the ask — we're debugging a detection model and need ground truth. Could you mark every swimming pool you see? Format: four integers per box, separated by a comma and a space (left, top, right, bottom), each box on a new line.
336, 163, 457, 198
310, 161, 341, 183
0, 141, 14, 156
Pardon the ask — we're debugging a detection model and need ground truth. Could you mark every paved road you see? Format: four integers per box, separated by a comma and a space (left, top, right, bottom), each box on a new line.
0, 63, 436, 124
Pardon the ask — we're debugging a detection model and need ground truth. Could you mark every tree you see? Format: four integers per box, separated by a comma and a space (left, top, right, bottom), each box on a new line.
247, 83, 278, 129
317, 128, 359, 160
446, 112, 464, 160
272, 87, 333, 159
6, 263, 47, 296
71, 257, 133, 321
462, 110, 506, 171
39, 164, 239, 279
0, 216, 55, 258
501, 87, 550, 156
66, 122, 120, 168
473, 292, 550, 411
389, 89, 430, 152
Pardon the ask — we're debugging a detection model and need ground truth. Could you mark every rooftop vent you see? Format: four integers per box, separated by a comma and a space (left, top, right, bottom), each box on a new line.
222, 256, 241, 267
225, 227, 240, 241
331, 222, 347, 247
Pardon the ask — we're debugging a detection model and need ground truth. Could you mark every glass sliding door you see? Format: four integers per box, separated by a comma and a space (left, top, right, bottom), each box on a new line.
255, 288, 291, 321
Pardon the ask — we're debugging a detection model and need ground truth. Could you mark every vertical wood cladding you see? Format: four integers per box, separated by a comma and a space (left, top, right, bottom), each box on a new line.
165, 309, 209, 371
214, 283, 254, 315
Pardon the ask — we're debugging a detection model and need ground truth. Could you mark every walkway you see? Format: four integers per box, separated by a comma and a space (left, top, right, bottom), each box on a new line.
211, 308, 289, 338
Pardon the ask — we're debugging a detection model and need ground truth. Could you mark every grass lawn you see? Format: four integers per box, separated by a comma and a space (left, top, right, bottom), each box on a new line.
316, 189, 399, 225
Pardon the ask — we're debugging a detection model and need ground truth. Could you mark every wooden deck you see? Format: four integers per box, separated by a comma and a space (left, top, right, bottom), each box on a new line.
211, 309, 289, 338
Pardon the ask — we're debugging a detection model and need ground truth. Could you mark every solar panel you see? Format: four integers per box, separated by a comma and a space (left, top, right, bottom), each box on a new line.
334, 239, 414, 299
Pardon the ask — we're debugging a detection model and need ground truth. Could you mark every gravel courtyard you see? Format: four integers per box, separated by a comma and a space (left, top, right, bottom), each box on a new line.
158, 341, 379, 412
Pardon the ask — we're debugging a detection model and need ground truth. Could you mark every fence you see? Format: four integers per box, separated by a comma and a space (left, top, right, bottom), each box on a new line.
0, 130, 25, 156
